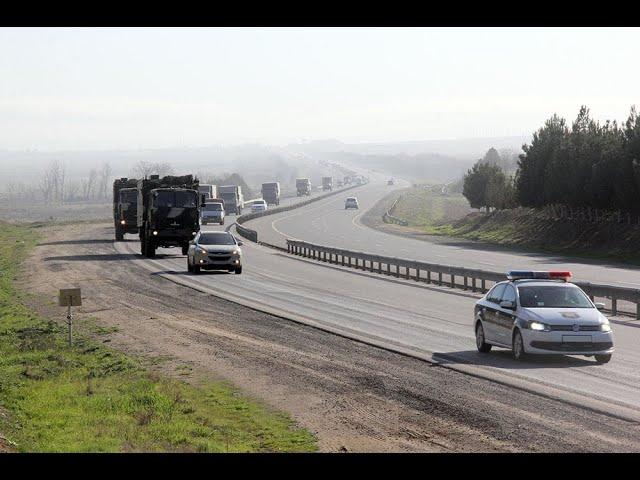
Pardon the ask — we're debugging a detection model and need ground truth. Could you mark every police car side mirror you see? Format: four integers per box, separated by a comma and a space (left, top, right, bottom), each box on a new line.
594, 302, 605, 310
500, 300, 516, 310
237, 241, 244, 246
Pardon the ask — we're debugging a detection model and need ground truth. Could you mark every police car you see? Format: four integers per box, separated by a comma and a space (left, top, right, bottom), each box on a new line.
474, 271, 614, 363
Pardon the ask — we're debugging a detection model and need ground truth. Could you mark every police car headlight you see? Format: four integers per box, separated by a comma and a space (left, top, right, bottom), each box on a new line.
231, 249, 240, 255
600, 323, 612, 332
152, 230, 158, 236
120, 220, 126, 225
197, 248, 207, 255
529, 321, 548, 331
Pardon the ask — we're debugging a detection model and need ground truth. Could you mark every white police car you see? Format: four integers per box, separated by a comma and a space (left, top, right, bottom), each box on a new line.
474, 271, 614, 363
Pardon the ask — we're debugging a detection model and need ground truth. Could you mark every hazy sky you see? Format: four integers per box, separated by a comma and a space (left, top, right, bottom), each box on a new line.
0, 27, 638, 151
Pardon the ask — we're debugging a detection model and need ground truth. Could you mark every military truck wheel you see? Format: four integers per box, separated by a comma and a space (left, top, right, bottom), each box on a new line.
234, 267, 242, 274
187, 259, 193, 273
140, 238, 147, 256
193, 265, 201, 274
116, 231, 124, 241
147, 242, 156, 258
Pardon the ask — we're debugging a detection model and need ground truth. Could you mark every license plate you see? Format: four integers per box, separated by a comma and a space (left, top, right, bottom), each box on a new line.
562, 335, 592, 343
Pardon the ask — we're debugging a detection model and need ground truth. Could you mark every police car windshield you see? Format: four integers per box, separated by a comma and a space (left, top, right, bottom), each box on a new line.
198, 232, 236, 245
204, 203, 222, 211
517, 285, 593, 308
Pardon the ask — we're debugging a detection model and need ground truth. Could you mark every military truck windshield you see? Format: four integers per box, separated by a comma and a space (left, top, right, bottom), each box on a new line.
204, 203, 223, 211
517, 285, 593, 308
198, 232, 236, 245
154, 190, 198, 208
119, 190, 137, 204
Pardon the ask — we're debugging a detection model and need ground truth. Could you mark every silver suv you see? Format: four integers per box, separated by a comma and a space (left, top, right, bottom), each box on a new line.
187, 231, 243, 274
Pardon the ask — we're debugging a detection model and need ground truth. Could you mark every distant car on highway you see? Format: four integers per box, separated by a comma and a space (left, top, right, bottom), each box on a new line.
344, 197, 359, 209
187, 231, 243, 274
200, 201, 225, 225
250, 200, 268, 213
474, 271, 614, 363
387, 179, 394, 185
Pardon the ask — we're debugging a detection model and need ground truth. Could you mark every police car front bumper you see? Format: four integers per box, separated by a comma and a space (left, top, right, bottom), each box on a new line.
522, 330, 614, 355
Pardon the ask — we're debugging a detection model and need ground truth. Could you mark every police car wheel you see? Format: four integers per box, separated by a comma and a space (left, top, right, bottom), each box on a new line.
594, 354, 612, 364
193, 265, 201, 274
512, 329, 525, 360
475, 323, 492, 353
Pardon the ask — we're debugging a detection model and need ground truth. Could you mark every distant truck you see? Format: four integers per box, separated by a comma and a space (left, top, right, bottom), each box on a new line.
296, 178, 311, 196
197, 184, 217, 203
219, 185, 245, 215
113, 177, 139, 241
343, 175, 352, 185
261, 182, 281, 206
322, 177, 333, 191
137, 174, 201, 258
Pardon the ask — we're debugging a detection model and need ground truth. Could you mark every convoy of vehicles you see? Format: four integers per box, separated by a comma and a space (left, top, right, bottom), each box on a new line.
186, 231, 243, 274
137, 174, 201, 258
219, 185, 245, 215
344, 197, 359, 209
200, 201, 225, 225
251, 199, 268, 213
113, 177, 139, 241
474, 271, 614, 363
322, 176, 333, 191
296, 178, 312, 196
261, 182, 281, 206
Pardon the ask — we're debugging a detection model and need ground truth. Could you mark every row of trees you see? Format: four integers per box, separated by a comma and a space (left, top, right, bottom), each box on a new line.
2, 159, 177, 205
463, 106, 640, 214
462, 148, 518, 211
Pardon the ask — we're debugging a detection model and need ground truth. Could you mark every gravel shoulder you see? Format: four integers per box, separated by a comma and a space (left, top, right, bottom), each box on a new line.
21, 221, 640, 452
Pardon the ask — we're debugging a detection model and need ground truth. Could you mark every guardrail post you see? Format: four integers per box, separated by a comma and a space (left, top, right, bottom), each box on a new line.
395, 264, 400, 278
426, 270, 431, 284
341, 254, 345, 266
611, 297, 618, 316
415, 268, 420, 282
438, 272, 443, 286
451, 274, 455, 288
637, 301, 640, 320
386, 263, 391, 275
370, 260, 374, 272
464, 276, 468, 291
471, 277, 476, 292
481, 279, 486, 292
405, 266, 410, 280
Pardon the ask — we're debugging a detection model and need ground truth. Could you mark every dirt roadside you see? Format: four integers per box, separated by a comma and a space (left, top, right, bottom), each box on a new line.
20, 221, 640, 452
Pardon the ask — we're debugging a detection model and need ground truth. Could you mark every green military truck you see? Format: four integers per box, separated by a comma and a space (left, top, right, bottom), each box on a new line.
113, 177, 139, 241
137, 174, 201, 258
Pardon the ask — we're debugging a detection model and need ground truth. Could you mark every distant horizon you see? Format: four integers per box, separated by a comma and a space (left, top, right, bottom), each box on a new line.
0, 133, 531, 154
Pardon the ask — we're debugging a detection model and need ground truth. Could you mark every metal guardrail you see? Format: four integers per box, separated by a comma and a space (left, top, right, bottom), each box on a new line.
286, 239, 640, 319
235, 182, 364, 243
382, 195, 409, 226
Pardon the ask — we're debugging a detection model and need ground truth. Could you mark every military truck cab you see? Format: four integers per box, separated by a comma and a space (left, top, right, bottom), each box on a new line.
113, 178, 139, 241
137, 175, 201, 258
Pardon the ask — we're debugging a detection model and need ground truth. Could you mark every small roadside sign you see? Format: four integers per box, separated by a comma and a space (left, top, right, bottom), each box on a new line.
59, 288, 82, 307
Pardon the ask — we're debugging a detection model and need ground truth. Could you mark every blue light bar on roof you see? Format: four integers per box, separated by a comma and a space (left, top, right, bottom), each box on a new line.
506, 270, 572, 281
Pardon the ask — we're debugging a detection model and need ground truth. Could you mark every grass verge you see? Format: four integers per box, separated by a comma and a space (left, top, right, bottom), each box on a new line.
394, 188, 640, 265
0, 222, 317, 452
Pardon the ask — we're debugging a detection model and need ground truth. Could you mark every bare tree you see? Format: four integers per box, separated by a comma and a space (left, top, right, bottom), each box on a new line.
98, 161, 113, 200
132, 160, 174, 179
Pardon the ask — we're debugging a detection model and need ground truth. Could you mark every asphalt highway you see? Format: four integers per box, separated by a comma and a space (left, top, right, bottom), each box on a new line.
115, 194, 640, 421
247, 175, 640, 289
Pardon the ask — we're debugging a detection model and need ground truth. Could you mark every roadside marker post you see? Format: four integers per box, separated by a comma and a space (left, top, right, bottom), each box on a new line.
58, 288, 82, 347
